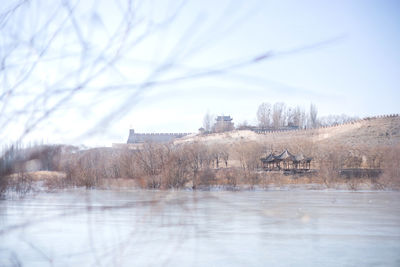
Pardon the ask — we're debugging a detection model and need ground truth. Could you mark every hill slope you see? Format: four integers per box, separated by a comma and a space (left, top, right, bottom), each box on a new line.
177, 115, 400, 148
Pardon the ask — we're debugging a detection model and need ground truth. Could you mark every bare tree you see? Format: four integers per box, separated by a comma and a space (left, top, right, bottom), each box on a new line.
184, 142, 209, 188
257, 102, 310, 129
257, 102, 271, 128
0, 0, 277, 192
309, 103, 318, 128
0, 1, 346, 196
292, 106, 301, 128
272, 102, 286, 129
202, 112, 214, 133
0, 0, 277, 148
234, 141, 264, 171
286, 107, 295, 127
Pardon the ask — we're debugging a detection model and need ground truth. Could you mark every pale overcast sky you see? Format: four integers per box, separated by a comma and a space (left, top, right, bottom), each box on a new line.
1, 0, 399, 146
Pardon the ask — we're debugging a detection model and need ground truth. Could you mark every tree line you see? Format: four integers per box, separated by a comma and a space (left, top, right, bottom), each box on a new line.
3, 138, 399, 195
256, 102, 359, 129
203, 102, 359, 133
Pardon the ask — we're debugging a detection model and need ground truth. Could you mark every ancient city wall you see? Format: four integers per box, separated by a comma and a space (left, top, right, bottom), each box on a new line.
127, 129, 192, 143
254, 114, 399, 135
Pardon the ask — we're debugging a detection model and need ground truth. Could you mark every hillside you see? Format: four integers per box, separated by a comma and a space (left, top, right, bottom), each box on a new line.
177, 115, 400, 148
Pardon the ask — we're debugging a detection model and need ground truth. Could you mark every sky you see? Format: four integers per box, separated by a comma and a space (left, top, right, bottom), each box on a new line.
1, 0, 400, 147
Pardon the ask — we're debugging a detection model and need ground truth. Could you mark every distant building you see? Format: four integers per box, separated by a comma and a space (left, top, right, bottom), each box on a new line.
213, 116, 234, 132
127, 129, 190, 143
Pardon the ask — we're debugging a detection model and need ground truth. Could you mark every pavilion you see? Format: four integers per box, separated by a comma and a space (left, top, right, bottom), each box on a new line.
260, 149, 312, 172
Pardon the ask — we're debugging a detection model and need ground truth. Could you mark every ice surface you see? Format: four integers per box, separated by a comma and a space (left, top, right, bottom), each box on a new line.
1, 190, 400, 266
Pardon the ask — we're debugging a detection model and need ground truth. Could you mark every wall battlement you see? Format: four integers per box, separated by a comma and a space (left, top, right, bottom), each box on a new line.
127, 129, 192, 143
254, 114, 399, 135
133, 133, 191, 136
126, 114, 399, 143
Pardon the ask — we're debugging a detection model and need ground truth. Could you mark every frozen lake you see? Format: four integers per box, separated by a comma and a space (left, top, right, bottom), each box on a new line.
1, 190, 400, 266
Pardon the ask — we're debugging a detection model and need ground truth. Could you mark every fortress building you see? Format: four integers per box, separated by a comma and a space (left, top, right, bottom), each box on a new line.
127, 129, 191, 144
213, 116, 234, 132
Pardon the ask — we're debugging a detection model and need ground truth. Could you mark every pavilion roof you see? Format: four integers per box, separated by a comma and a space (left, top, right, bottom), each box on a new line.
260, 150, 312, 163
275, 149, 295, 161
261, 153, 276, 162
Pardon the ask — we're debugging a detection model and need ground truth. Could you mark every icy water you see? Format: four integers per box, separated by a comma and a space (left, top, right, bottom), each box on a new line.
1, 190, 400, 267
